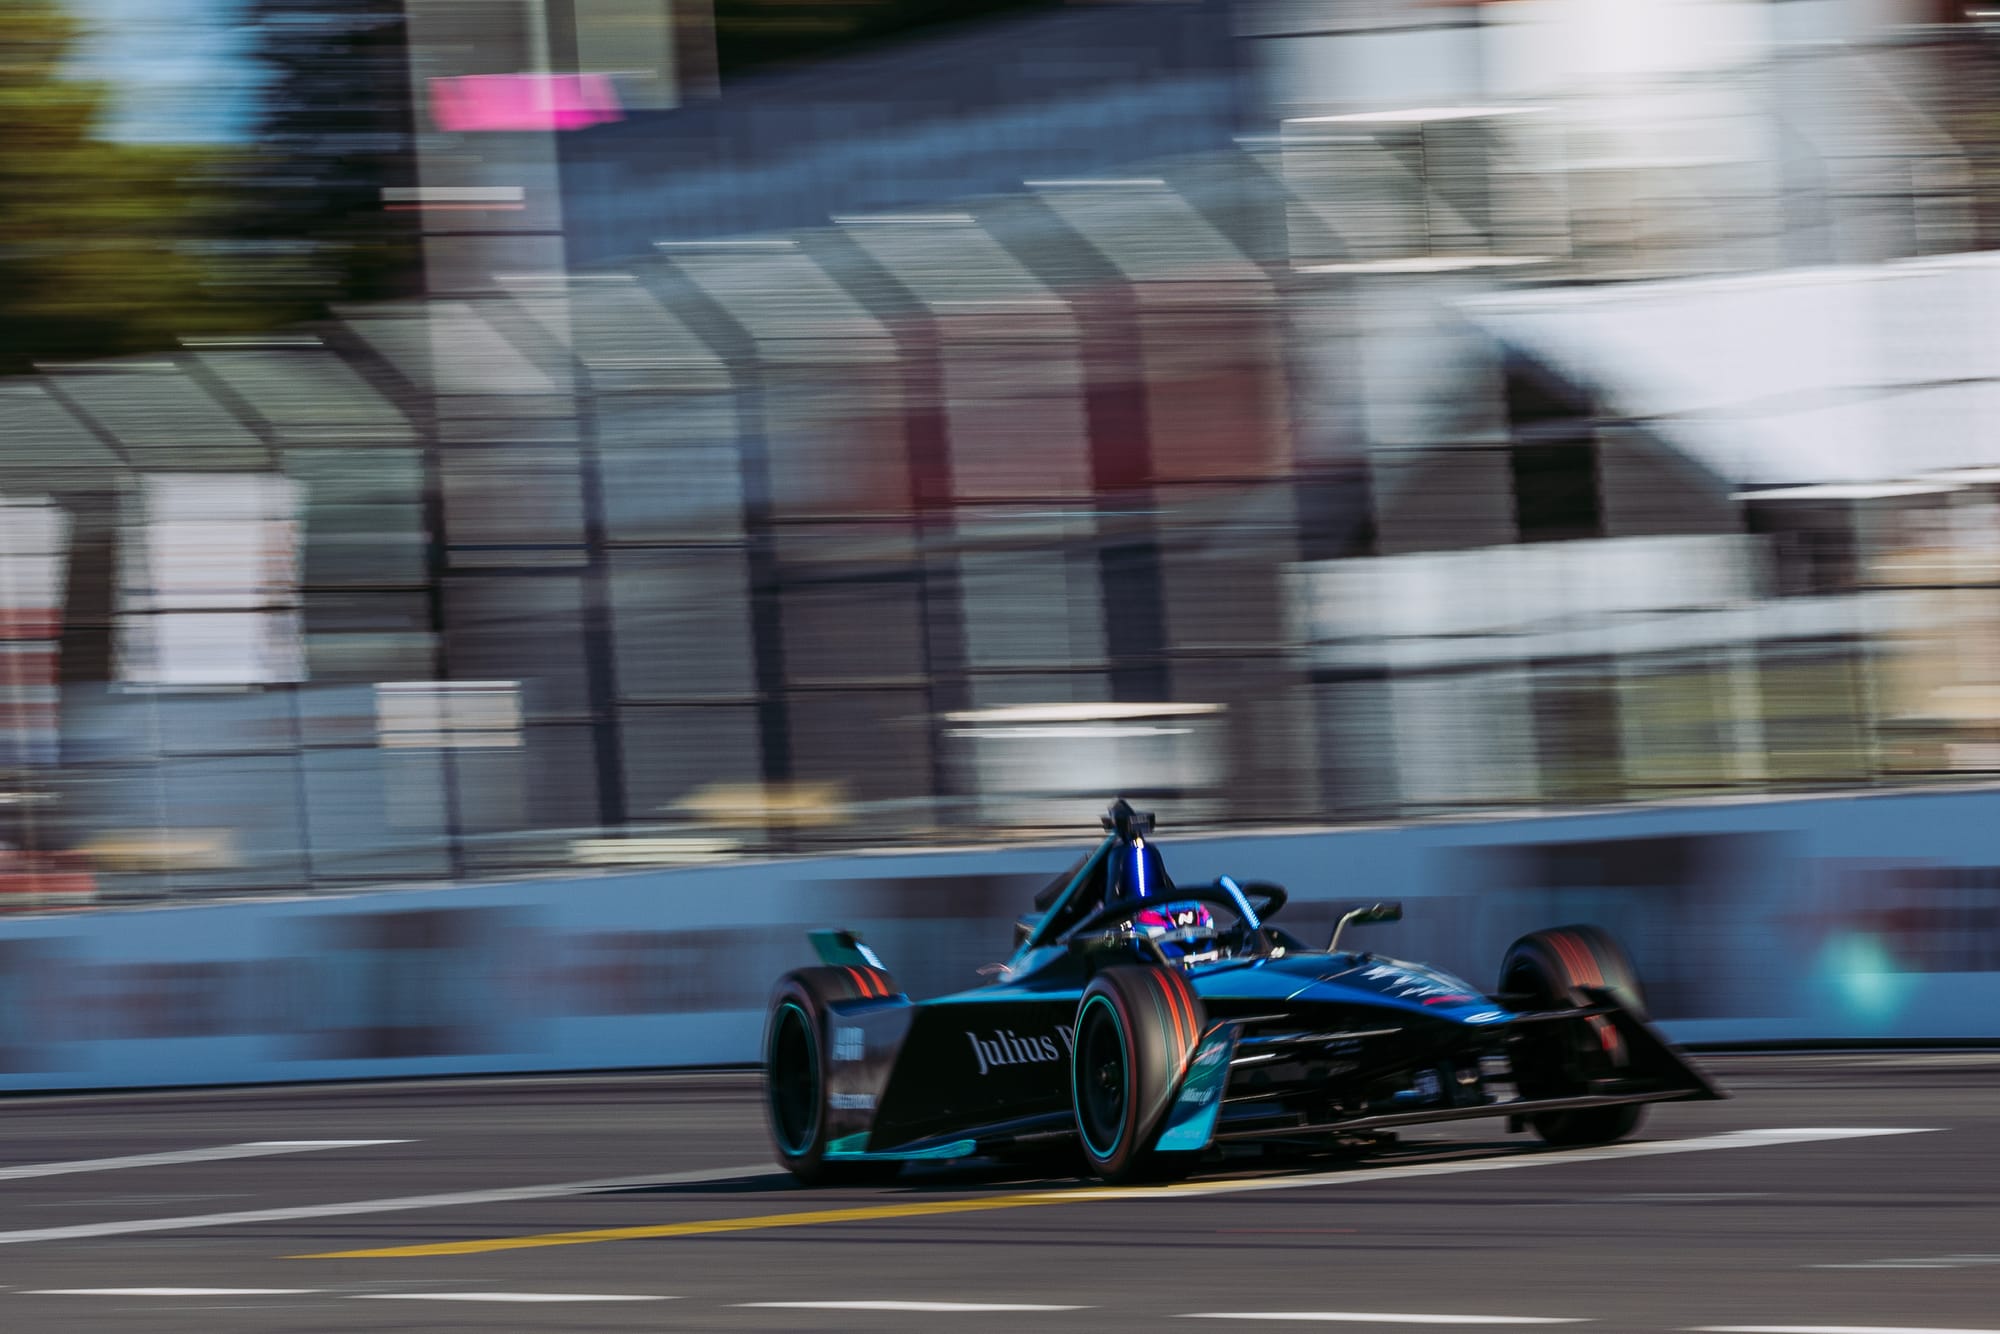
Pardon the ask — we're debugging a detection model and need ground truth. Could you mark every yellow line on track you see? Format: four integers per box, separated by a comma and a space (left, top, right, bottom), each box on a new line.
295, 1128, 1925, 1260
296, 1191, 1093, 1259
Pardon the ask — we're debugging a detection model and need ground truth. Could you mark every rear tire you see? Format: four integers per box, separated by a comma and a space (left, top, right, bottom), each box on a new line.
1499, 925, 1647, 1148
764, 966, 903, 1186
1070, 966, 1205, 1184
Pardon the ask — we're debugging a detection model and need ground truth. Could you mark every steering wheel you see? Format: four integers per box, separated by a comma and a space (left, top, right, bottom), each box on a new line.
1065, 880, 1289, 941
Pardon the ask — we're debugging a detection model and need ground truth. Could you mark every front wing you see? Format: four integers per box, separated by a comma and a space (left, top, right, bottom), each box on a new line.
1179, 987, 1723, 1153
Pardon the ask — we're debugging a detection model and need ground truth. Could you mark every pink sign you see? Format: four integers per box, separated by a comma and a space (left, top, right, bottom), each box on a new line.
430, 73, 624, 132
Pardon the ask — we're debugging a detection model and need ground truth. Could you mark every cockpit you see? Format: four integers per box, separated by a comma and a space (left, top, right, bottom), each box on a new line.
1006, 800, 1295, 973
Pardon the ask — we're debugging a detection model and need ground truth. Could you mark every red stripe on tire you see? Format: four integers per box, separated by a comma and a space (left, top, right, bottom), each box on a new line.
1172, 972, 1195, 1051
1549, 932, 1600, 992
1151, 972, 1182, 1050
1169, 970, 1198, 1051
1572, 934, 1605, 988
1544, 934, 1576, 987
1154, 970, 1190, 1051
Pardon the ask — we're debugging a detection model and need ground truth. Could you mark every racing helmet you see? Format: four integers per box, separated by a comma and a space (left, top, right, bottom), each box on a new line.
1107, 827, 1217, 963
1126, 901, 1221, 966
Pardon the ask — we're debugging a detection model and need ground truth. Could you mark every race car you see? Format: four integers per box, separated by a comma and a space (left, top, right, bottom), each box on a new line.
763, 800, 1724, 1184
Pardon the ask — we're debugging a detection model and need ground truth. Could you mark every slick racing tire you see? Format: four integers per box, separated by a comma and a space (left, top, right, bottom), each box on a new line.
1070, 966, 1205, 1184
1499, 925, 1647, 1148
764, 965, 902, 1187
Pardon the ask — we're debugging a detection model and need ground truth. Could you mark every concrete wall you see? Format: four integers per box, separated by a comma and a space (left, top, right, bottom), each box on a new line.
6, 782, 2000, 1090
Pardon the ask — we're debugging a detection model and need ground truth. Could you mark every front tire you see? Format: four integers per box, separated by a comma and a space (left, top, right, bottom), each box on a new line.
1070, 966, 1205, 1184
764, 966, 902, 1186
1500, 925, 1647, 1147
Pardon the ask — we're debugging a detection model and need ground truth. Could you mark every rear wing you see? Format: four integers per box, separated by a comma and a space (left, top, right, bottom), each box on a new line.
809, 928, 889, 972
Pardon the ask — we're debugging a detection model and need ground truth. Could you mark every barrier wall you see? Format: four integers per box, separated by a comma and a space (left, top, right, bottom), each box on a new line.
5, 784, 2000, 1091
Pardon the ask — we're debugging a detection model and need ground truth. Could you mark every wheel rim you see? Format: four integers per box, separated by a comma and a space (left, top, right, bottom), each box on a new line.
1074, 994, 1129, 1160
769, 1002, 819, 1157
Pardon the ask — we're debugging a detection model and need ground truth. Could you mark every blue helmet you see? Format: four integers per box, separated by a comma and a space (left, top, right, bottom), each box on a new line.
1126, 900, 1221, 966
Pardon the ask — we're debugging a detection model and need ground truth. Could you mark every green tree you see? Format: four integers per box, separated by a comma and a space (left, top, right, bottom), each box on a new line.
221, 0, 419, 313
0, 0, 268, 373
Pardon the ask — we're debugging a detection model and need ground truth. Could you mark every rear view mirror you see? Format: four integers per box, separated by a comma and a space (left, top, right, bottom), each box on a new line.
1328, 901, 1403, 953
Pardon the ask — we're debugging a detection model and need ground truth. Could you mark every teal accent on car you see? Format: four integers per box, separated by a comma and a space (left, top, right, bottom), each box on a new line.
809, 928, 887, 970
1073, 992, 1128, 1159
771, 1002, 818, 1156
1153, 1022, 1236, 1153
825, 1132, 979, 1162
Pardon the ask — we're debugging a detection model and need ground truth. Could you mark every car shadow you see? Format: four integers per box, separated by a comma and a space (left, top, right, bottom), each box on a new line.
590, 1135, 1540, 1197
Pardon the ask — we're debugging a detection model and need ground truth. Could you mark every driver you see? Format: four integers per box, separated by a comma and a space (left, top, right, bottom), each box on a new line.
1124, 901, 1223, 967
1095, 806, 1224, 966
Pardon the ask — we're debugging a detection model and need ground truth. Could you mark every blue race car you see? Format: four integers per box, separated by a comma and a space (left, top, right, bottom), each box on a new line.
764, 800, 1724, 1184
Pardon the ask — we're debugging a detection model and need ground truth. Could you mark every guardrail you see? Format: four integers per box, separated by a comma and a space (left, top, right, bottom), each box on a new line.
3, 783, 1999, 1091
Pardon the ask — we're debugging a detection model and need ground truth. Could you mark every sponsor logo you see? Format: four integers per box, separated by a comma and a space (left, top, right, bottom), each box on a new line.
966, 1027, 1074, 1077
1122, 906, 1212, 937
833, 1026, 864, 1061
1176, 1084, 1218, 1107
829, 1092, 875, 1111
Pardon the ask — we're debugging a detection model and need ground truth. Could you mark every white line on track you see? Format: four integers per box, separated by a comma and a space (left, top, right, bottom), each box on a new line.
26, 1288, 324, 1297
1810, 1256, 2000, 1271
0, 1161, 771, 1247
0, 1069, 754, 1110
742, 1302, 1090, 1312
351, 1293, 672, 1303
1692, 1327, 2000, 1333
0, 1126, 1936, 1250
1086, 1128, 1937, 1206
1179, 1316, 1587, 1325
0, 1141, 408, 1183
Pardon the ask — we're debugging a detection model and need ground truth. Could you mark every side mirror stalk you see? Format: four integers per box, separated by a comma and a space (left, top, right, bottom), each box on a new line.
1328, 902, 1403, 954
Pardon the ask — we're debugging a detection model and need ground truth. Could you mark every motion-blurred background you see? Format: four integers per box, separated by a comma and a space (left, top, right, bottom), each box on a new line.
2, 0, 1999, 907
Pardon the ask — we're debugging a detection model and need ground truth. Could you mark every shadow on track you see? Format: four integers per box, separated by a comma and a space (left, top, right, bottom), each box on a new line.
589, 1133, 1545, 1198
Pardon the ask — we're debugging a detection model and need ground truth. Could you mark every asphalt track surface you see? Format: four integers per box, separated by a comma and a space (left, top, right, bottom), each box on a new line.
0, 1054, 1995, 1333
